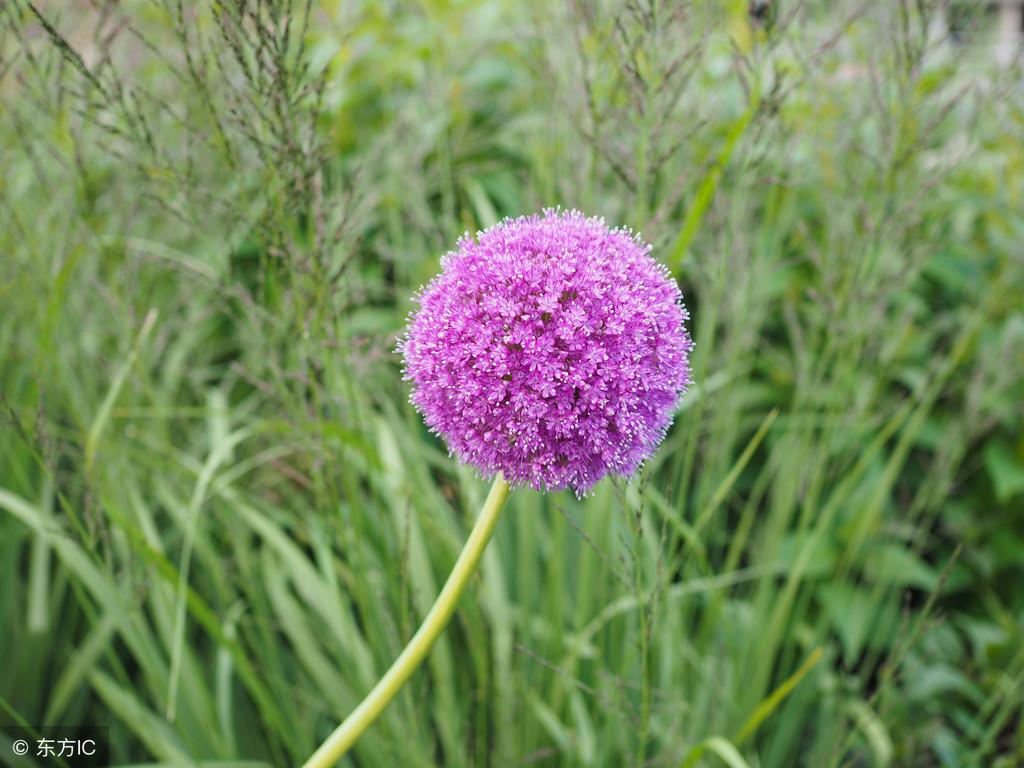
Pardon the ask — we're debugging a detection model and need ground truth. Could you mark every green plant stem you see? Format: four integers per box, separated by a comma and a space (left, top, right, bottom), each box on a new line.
302, 474, 512, 768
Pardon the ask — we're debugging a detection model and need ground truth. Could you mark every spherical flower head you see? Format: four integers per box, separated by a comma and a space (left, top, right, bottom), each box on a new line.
399, 209, 692, 496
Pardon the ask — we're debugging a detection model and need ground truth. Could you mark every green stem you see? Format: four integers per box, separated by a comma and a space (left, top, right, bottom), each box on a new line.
302, 474, 512, 768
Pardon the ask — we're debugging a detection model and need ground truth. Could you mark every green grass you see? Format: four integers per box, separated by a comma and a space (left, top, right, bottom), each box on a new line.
1, 1, 1023, 766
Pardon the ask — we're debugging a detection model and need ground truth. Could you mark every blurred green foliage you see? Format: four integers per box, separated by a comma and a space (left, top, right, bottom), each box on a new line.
1, 1, 1022, 766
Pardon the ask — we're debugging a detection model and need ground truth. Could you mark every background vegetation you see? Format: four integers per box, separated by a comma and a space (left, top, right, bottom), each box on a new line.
1, 1, 1022, 766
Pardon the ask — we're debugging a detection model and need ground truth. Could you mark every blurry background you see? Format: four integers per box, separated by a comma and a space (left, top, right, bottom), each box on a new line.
1, 1, 1022, 766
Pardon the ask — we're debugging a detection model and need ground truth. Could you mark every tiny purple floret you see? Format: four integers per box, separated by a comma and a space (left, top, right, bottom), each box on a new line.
399, 209, 692, 495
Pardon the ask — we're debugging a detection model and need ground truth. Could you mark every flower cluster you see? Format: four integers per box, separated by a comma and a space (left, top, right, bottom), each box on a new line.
400, 210, 691, 495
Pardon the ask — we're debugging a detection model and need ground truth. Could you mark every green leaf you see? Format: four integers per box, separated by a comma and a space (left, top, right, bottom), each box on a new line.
774, 534, 837, 579
847, 699, 894, 766
734, 648, 823, 744
90, 671, 192, 765
904, 664, 984, 705
668, 98, 758, 272
984, 439, 1024, 503
820, 584, 873, 659
679, 736, 751, 768
85, 308, 158, 472
864, 544, 938, 590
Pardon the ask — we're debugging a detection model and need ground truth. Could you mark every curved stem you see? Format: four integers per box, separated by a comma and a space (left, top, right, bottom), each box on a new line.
302, 474, 512, 768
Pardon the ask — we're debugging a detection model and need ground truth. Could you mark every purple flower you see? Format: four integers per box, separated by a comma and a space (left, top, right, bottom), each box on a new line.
399, 209, 692, 495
